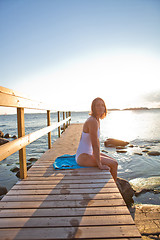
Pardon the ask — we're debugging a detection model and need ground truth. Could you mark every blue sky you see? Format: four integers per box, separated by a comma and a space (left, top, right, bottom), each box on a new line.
0, 0, 160, 112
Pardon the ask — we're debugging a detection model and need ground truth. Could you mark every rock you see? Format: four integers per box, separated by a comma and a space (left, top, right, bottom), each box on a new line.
134, 152, 143, 156
28, 158, 38, 162
116, 150, 127, 153
129, 204, 160, 238
0, 131, 4, 138
10, 166, 20, 172
4, 133, 11, 138
116, 177, 135, 206
106, 144, 115, 148
0, 137, 9, 145
16, 171, 20, 178
12, 135, 17, 139
134, 188, 151, 196
104, 138, 129, 147
0, 185, 7, 196
128, 144, 134, 148
142, 150, 149, 153
102, 150, 108, 154
27, 164, 32, 170
116, 146, 126, 149
27, 162, 32, 166
0, 195, 5, 200
16, 164, 32, 178
147, 151, 160, 156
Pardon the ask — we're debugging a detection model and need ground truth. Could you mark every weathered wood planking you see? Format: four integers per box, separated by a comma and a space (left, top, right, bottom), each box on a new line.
0, 124, 141, 239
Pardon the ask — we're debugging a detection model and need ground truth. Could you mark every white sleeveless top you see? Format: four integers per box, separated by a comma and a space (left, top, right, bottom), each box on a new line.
75, 128, 100, 161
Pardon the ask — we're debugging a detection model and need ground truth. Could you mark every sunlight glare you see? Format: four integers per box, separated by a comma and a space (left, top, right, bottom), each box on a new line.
14, 51, 160, 110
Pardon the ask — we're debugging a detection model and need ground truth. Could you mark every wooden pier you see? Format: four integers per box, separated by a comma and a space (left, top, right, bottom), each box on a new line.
0, 124, 142, 240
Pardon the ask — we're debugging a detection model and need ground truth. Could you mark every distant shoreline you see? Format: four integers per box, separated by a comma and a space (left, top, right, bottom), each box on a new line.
1, 107, 160, 116
108, 107, 160, 111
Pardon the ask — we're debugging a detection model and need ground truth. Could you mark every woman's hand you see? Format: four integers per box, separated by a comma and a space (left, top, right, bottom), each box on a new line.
98, 162, 110, 171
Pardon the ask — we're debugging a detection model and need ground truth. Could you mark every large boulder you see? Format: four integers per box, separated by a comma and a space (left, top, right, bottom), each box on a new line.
0, 138, 9, 145
0, 185, 7, 196
104, 138, 129, 147
116, 177, 135, 206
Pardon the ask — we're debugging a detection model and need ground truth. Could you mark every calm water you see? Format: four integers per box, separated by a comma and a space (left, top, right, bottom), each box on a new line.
0, 109, 160, 204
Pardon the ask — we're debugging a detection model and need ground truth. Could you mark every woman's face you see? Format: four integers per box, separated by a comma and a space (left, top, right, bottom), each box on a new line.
94, 99, 105, 118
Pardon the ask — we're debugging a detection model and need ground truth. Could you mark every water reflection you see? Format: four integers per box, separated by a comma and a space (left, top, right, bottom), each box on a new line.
100, 110, 160, 142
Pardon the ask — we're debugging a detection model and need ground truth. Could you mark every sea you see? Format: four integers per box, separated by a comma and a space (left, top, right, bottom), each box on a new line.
0, 109, 160, 205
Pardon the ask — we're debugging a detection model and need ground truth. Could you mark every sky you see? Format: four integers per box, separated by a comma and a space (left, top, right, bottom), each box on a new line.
0, 0, 160, 113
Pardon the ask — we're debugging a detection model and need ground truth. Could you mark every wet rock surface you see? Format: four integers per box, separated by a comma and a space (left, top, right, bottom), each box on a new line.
104, 138, 160, 158
0, 138, 9, 145
116, 177, 135, 206
147, 151, 160, 156
104, 138, 129, 147
0, 185, 7, 196
129, 204, 160, 240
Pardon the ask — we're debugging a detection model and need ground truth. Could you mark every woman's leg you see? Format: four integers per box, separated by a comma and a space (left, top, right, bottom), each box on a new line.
76, 153, 97, 167
77, 152, 118, 181
100, 153, 118, 181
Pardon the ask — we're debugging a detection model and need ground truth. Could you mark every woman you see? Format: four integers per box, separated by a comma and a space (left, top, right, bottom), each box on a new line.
76, 97, 118, 181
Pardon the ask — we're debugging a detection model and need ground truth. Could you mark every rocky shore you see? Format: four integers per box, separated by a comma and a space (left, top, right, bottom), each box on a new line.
104, 138, 160, 156
104, 138, 160, 239
129, 204, 160, 240
0, 130, 17, 146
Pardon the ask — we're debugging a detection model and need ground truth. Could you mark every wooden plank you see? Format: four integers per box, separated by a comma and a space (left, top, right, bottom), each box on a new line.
23, 175, 112, 180
28, 168, 108, 172
0, 215, 135, 228
0, 206, 130, 217
28, 167, 105, 172
6, 187, 119, 195
27, 170, 110, 175
16, 179, 115, 184
27, 172, 110, 176
0, 226, 141, 239
2, 192, 122, 201
0, 86, 51, 110
11, 182, 117, 189
27, 169, 110, 175
0, 199, 126, 208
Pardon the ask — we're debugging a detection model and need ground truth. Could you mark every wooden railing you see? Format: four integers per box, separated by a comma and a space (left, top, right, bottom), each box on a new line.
0, 86, 71, 179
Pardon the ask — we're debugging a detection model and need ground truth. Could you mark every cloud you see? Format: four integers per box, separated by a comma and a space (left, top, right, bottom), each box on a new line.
142, 90, 160, 107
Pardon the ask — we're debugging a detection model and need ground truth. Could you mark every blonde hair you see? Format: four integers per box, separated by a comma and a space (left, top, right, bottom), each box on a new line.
90, 97, 107, 119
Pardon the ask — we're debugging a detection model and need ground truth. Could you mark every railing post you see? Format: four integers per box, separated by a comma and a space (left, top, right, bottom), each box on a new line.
17, 108, 27, 179
63, 111, 66, 131
66, 112, 68, 128
69, 111, 71, 125
57, 111, 61, 138
47, 110, 51, 149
